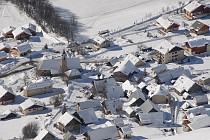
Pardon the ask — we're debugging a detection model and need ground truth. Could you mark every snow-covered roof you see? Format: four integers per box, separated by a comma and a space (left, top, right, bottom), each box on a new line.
151, 64, 167, 74
78, 100, 101, 110
103, 99, 122, 115
93, 36, 106, 45
131, 88, 146, 101
87, 126, 119, 140
138, 112, 164, 125
25, 78, 53, 90
67, 57, 82, 70
154, 40, 182, 54
114, 60, 139, 76
14, 42, 32, 53
125, 106, 135, 114
184, 1, 202, 13
124, 54, 145, 66
190, 21, 208, 31
186, 38, 209, 48
57, 112, 80, 127
75, 108, 98, 124
12, 27, 32, 38
140, 99, 160, 113
138, 82, 147, 89
38, 59, 61, 71
122, 80, 135, 92
2, 26, 15, 34
149, 85, 169, 98
173, 75, 196, 93
0, 51, 7, 59
106, 77, 119, 86
193, 95, 208, 104
0, 85, 12, 99
65, 69, 81, 77
181, 101, 194, 110
0, 43, 11, 50
34, 129, 54, 140
22, 23, 36, 32
20, 99, 44, 110
120, 126, 132, 134
197, 73, 210, 81
188, 115, 210, 131
156, 16, 179, 29
106, 85, 124, 99
185, 106, 206, 117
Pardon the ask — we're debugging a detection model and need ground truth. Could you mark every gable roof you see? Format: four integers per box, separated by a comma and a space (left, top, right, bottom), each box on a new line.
93, 36, 106, 45
12, 27, 32, 38
149, 85, 169, 98
65, 69, 81, 77
14, 42, 32, 53
86, 126, 119, 140
103, 99, 123, 115
34, 129, 55, 140
188, 115, 210, 131
120, 126, 132, 134
67, 57, 82, 70
74, 108, 98, 124
0, 43, 11, 50
184, 1, 203, 13
151, 64, 167, 74
25, 78, 53, 90
124, 54, 145, 66
186, 38, 209, 48
20, 99, 44, 110
63, 131, 76, 140
78, 100, 101, 110
154, 40, 183, 54
0, 51, 7, 59
38, 59, 61, 71
0, 85, 13, 99
156, 16, 179, 29
190, 21, 208, 31
140, 99, 160, 113
57, 112, 81, 127
22, 23, 36, 32
2, 26, 16, 34
122, 80, 136, 92
137, 112, 164, 125
193, 95, 208, 104
125, 106, 135, 115
114, 60, 139, 76
106, 85, 124, 99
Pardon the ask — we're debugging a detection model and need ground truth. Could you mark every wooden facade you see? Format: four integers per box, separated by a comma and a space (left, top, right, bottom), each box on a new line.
19, 105, 45, 115
10, 48, 31, 57
185, 42, 208, 54
0, 92, 15, 105
190, 25, 209, 35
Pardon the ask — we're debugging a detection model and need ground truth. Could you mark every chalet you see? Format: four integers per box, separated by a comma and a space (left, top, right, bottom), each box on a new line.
19, 99, 45, 115
0, 43, 11, 53
63, 132, 76, 140
190, 21, 209, 35
65, 69, 81, 80
102, 99, 123, 115
92, 36, 110, 49
72, 108, 98, 125
118, 126, 132, 139
124, 106, 136, 118
0, 85, 15, 105
77, 100, 101, 110
2, 26, 15, 38
193, 95, 208, 106
156, 16, 180, 33
84, 126, 119, 140
151, 64, 167, 76
124, 54, 145, 66
197, 73, 210, 85
173, 75, 201, 95
140, 99, 160, 113
12, 27, 32, 40
0, 51, 7, 62
154, 40, 184, 64
0, 110, 17, 121
56, 112, 81, 133
148, 85, 169, 104
23, 78, 53, 97
184, 38, 210, 54
184, 1, 210, 20
34, 129, 56, 140
136, 112, 164, 125
22, 23, 36, 36
11, 42, 32, 57
113, 60, 139, 82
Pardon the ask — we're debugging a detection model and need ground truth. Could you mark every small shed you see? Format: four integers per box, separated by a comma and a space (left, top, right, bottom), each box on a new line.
149, 85, 169, 104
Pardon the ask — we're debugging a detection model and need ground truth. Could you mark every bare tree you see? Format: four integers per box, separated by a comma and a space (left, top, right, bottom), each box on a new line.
49, 93, 65, 107
22, 122, 39, 139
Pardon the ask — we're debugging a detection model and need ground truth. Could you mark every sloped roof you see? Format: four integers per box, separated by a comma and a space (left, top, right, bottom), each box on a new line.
0, 51, 7, 59
184, 1, 202, 13
26, 78, 53, 90
156, 16, 179, 29
120, 126, 132, 134
124, 54, 145, 66
106, 85, 124, 99
2, 26, 15, 34
78, 100, 101, 110
63, 131, 76, 140
75, 108, 98, 124
188, 115, 210, 131
149, 85, 169, 98
14, 42, 32, 53
20, 99, 44, 110
186, 38, 209, 48
87, 126, 119, 140
0, 85, 13, 99
131, 88, 146, 101
0, 43, 11, 50
67, 57, 82, 70
122, 80, 136, 92
57, 112, 80, 127
65, 69, 81, 77
34, 129, 55, 140
140, 99, 160, 113
138, 112, 164, 124
125, 106, 135, 114
154, 40, 183, 55
193, 95, 208, 104
185, 106, 206, 117
190, 21, 208, 31
22, 23, 36, 32
151, 64, 167, 74
38, 59, 61, 71
103, 99, 122, 115
12, 27, 32, 38
93, 36, 106, 45
114, 60, 139, 76
138, 82, 147, 89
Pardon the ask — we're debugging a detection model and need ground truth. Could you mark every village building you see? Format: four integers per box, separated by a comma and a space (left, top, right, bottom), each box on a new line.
154, 40, 184, 64
181, 101, 194, 111
65, 69, 81, 80
136, 112, 164, 125
148, 85, 170, 104
124, 54, 145, 66
124, 106, 136, 118
113, 60, 139, 82
138, 82, 149, 94
77, 100, 101, 110
10, 42, 32, 57
106, 84, 124, 99
55, 112, 81, 133
125, 88, 146, 107
102, 99, 123, 115
140, 99, 160, 113
197, 73, 210, 85
173, 75, 201, 95
0, 85, 15, 105
22, 23, 37, 36
151, 64, 167, 76
122, 80, 136, 94
23, 78, 53, 97
183, 92, 191, 100
184, 106, 206, 119
2, 26, 16, 38
184, 38, 210, 54
92, 36, 110, 49
19, 99, 45, 115
0, 51, 8, 62
0, 43, 11, 53
118, 126, 132, 139
190, 21, 209, 35
84, 126, 119, 140
12, 27, 32, 40
63, 132, 76, 140
112, 118, 127, 127
0, 110, 17, 121
34, 129, 56, 140
193, 95, 208, 106
72, 108, 98, 125
184, 1, 210, 20
156, 16, 180, 33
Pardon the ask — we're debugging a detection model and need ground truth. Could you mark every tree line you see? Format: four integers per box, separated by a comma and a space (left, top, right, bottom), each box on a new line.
7, 0, 78, 42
